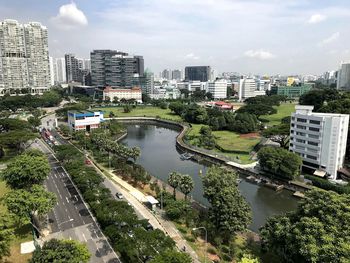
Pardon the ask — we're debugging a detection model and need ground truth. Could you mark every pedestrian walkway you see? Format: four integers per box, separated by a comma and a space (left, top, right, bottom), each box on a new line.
90, 160, 201, 263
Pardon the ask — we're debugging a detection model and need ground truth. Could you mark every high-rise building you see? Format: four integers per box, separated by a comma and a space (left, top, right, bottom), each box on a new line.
238, 77, 265, 101
289, 105, 349, 180
172, 69, 182, 81
90, 50, 144, 87
65, 54, 80, 83
207, 79, 227, 99
24, 22, 50, 90
337, 62, 350, 90
0, 19, 50, 95
185, 66, 211, 82
54, 58, 66, 84
49, 57, 55, 86
140, 70, 154, 95
162, 69, 171, 80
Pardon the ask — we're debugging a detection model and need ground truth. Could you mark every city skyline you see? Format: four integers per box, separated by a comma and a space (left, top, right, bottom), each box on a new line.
1, 0, 350, 75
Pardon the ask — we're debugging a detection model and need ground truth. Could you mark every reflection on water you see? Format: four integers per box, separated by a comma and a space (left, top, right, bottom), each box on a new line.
121, 124, 298, 232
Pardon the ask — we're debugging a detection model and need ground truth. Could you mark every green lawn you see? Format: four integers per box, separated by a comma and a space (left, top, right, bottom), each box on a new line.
260, 103, 296, 126
93, 106, 182, 121
0, 180, 33, 263
187, 124, 260, 164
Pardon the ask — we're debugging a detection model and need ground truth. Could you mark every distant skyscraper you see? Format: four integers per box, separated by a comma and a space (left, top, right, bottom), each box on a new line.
337, 62, 350, 90
140, 70, 154, 95
49, 57, 55, 86
185, 66, 211, 82
90, 49, 144, 87
172, 69, 182, 80
162, 69, 171, 80
65, 54, 80, 83
0, 19, 50, 95
54, 58, 66, 83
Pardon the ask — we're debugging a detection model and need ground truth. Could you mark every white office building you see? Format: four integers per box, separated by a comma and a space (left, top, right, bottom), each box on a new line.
337, 62, 350, 90
68, 111, 104, 131
289, 105, 349, 180
207, 79, 227, 99
0, 19, 50, 95
238, 77, 265, 101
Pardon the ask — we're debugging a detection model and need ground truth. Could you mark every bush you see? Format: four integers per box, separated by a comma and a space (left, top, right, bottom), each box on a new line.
304, 174, 350, 194
177, 225, 188, 234
207, 247, 218, 255
185, 235, 195, 242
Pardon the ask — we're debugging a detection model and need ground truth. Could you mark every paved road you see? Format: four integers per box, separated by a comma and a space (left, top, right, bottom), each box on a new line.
32, 139, 120, 263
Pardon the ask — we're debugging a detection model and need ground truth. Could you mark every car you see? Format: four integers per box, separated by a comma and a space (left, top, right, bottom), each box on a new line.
144, 223, 154, 231
115, 192, 124, 199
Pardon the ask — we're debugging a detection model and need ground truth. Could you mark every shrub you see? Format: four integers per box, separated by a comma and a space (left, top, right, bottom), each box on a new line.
207, 247, 217, 255
304, 174, 350, 194
185, 235, 195, 242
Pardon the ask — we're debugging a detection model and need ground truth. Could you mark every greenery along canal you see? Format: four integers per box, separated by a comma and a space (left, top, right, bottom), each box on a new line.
121, 123, 298, 232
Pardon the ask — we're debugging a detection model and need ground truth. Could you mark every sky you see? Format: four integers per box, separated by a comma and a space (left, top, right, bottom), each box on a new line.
1, 0, 350, 75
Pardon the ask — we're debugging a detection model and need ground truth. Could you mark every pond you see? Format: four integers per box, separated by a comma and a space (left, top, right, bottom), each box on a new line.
121, 124, 298, 232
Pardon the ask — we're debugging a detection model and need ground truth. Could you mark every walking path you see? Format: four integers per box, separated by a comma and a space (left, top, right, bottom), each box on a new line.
89, 158, 201, 263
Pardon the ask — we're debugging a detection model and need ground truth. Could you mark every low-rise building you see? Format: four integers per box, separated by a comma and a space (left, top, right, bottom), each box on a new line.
238, 78, 265, 101
270, 84, 313, 99
103, 86, 142, 103
289, 105, 349, 180
68, 111, 104, 131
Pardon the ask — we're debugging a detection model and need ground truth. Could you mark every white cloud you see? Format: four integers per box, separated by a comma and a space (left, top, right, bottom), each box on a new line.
184, 53, 200, 60
308, 14, 326, 24
244, 50, 275, 60
51, 2, 88, 30
319, 32, 340, 46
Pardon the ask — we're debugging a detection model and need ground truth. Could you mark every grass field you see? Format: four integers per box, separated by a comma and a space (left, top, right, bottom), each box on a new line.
260, 103, 296, 126
187, 124, 260, 164
0, 180, 32, 263
93, 106, 182, 121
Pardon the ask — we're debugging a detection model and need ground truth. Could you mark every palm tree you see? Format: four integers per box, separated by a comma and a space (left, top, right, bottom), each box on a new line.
168, 172, 182, 200
179, 174, 194, 201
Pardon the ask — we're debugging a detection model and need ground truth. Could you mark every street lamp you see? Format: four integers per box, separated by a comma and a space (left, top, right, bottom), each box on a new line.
192, 227, 207, 263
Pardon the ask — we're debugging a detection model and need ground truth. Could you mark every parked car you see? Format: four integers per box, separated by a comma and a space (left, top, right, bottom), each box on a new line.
115, 192, 124, 199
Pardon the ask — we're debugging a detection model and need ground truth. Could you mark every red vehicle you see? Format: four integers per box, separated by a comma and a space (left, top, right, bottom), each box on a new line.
85, 159, 92, 165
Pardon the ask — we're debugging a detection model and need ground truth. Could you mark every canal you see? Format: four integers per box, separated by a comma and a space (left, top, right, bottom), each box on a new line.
121, 124, 298, 232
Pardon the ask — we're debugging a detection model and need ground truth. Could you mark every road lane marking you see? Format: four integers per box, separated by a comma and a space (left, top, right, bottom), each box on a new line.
66, 196, 70, 203
82, 233, 87, 242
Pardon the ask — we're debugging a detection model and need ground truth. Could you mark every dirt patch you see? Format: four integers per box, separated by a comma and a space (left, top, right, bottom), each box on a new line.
239, 132, 260, 139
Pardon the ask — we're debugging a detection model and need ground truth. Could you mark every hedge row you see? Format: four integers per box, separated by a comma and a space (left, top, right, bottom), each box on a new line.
304, 174, 350, 194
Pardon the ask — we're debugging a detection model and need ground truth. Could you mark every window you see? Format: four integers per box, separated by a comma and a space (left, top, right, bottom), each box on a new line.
296, 132, 305, 136
296, 139, 305, 143
310, 120, 321, 125
297, 118, 307, 123
308, 141, 318, 146
309, 127, 320, 132
307, 148, 318, 153
296, 146, 305, 150
307, 155, 317, 160
309, 134, 319, 139
297, 125, 306, 130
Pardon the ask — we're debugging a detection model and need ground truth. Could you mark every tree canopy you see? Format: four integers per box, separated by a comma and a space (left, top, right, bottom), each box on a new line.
262, 123, 290, 148
257, 146, 302, 180
30, 238, 91, 263
149, 249, 192, 263
260, 189, 350, 263
1, 153, 50, 189
0, 214, 13, 260
202, 166, 252, 242
3, 185, 56, 223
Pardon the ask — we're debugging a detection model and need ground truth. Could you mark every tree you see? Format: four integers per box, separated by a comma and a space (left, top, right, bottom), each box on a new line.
238, 254, 260, 263
28, 116, 41, 128
262, 123, 290, 148
159, 101, 168, 109
0, 214, 13, 260
198, 126, 216, 150
168, 172, 182, 200
109, 111, 115, 118
169, 102, 185, 116
0, 130, 36, 153
2, 153, 50, 189
299, 89, 326, 111
30, 238, 90, 263
260, 189, 350, 263
236, 104, 277, 118
4, 185, 56, 223
149, 249, 192, 263
227, 113, 258, 134
123, 105, 132, 113
257, 146, 302, 180
142, 93, 151, 104
178, 174, 194, 201
206, 92, 213, 100
202, 166, 251, 242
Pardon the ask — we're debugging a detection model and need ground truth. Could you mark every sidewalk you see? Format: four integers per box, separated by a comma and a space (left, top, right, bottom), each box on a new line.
90, 160, 201, 263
